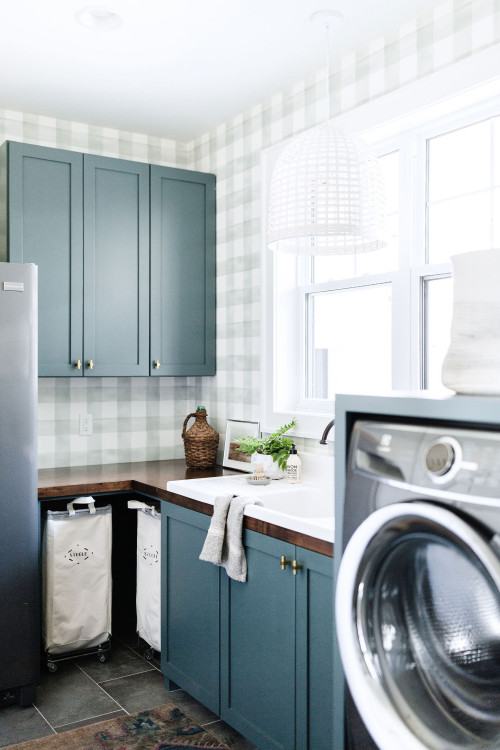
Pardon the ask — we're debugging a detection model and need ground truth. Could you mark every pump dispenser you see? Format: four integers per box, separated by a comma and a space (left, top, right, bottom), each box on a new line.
286, 443, 302, 484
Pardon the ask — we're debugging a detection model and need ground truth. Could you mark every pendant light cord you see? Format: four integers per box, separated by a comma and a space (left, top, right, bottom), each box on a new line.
311, 10, 344, 124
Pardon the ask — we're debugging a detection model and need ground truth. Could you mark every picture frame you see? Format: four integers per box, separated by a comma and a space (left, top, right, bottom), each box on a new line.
223, 419, 260, 472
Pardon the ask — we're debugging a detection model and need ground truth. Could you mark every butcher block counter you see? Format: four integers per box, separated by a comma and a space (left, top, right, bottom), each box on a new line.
38, 460, 333, 556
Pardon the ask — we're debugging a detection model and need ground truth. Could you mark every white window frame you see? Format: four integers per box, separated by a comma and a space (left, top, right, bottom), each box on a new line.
296, 268, 399, 412
261, 45, 500, 439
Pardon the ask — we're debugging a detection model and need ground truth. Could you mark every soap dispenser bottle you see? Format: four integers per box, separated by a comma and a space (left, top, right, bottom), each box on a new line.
286, 443, 302, 484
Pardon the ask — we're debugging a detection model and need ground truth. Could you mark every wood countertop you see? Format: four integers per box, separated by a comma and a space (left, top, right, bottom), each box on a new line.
38, 460, 333, 557
38, 459, 234, 499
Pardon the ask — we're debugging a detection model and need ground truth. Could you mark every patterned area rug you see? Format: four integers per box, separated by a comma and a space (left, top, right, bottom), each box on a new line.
6, 703, 230, 750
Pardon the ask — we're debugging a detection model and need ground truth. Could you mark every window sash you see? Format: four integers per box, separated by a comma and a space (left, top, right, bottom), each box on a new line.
262, 66, 500, 439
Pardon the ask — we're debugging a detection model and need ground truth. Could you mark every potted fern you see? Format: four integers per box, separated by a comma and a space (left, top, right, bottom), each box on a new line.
235, 419, 296, 479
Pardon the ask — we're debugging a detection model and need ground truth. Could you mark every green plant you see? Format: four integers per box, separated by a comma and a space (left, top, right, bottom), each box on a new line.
235, 419, 296, 471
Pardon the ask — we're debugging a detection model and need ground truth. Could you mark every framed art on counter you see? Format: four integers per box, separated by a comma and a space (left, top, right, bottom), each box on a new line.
223, 419, 260, 471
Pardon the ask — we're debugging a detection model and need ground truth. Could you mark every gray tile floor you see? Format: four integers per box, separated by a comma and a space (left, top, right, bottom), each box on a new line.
0, 635, 258, 749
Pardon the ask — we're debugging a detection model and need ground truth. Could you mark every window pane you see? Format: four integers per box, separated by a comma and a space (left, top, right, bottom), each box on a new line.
307, 284, 392, 399
313, 151, 399, 282
495, 187, 500, 248
428, 192, 492, 263
494, 118, 500, 185
427, 118, 500, 264
423, 276, 453, 390
428, 120, 491, 202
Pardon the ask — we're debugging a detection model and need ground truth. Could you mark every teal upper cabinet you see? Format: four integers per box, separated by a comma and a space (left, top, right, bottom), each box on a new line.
0, 141, 216, 377
1, 142, 84, 376
83, 155, 149, 376
1, 142, 150, 376
150, 166, 216, 376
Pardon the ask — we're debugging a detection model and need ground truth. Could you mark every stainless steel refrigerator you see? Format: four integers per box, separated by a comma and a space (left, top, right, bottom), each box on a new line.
0, 262, 38, 707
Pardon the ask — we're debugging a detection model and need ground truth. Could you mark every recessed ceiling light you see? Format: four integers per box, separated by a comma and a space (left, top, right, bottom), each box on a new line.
75, 6, 123, 31
310, 9, 345, 32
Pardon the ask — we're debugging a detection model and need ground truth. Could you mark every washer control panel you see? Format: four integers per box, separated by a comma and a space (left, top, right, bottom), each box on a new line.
352, 421, 500, 496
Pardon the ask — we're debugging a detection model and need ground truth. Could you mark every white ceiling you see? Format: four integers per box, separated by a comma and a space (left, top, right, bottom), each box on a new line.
1, 0, 440, 142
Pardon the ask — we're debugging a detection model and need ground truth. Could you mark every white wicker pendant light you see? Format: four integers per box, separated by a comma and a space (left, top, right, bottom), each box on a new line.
267, 11, 386, 255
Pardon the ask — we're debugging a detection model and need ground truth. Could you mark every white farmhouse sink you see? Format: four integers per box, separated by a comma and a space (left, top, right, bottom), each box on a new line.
167, 456, 334, 542
254, 485, 331, 518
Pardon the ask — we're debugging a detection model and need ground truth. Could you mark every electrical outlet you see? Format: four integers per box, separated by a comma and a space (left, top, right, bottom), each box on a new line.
79, 414, 93, 436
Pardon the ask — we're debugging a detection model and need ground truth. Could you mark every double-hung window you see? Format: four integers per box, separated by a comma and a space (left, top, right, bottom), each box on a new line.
262, 75, 500, 437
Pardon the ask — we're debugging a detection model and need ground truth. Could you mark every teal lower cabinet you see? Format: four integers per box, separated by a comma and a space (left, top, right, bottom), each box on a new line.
220, 532, 297, 750
295, 548, 334, 750
161, 503, 220, 714
160, 502, 333, 750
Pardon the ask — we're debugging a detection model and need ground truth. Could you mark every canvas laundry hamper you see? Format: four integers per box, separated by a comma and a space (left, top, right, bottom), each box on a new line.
128, 500, 161, 656
42, 497, 112, 670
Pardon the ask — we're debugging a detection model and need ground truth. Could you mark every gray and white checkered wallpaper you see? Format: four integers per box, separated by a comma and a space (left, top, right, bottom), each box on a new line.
1, 0, 498, 468
190, 0, 500, 463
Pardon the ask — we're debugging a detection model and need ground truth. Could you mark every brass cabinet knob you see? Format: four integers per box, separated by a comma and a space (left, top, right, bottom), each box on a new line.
292, 560, 303, 576
280, 555, 291, 571
76, 359, 82, 370
154, 360, 161, 370
88, 359, 94, 370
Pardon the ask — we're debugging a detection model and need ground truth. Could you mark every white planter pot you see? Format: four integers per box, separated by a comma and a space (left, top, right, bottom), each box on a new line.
250, 452, 285, 480
442, 248, 500, 394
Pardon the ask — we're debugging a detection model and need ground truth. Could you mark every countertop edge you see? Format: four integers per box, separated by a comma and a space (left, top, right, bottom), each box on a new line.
162, 489, 333, 557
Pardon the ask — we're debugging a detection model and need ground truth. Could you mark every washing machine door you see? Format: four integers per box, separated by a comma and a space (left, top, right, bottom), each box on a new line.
336, 501, 500, 750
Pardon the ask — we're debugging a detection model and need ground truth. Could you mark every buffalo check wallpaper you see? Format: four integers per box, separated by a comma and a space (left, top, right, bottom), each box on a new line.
0, 0, 497, 468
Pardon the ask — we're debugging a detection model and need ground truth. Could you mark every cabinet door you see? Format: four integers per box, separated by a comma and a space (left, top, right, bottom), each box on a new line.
4, 142, 84, 376
161, 503, 220, 714
220, 531, 296, 750
83, 155, 149, 376
295, 548, 334, 750
150, 166, 215, 376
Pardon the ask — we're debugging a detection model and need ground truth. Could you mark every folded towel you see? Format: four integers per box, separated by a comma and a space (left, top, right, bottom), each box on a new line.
221, 496, 262, 582
199, 494, 232, 565
199, 495, 262, 582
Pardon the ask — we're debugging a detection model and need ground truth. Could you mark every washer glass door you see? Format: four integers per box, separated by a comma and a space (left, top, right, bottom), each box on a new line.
336, 502, 500, 750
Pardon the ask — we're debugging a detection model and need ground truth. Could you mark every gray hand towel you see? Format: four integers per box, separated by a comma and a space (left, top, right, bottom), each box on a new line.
199, 494, 232, 565
220, 496, 262, 583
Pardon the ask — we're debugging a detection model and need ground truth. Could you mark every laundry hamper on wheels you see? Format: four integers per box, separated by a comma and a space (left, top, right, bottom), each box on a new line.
42, 497, 112, 672
128, 500, 161, 659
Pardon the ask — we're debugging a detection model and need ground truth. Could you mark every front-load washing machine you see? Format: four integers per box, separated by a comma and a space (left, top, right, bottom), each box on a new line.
335, 419, 500, 750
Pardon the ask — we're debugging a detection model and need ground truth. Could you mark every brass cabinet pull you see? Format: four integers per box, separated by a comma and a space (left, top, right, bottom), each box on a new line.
88, 359, 94, 370
76, 359, 82, 370
154, 360, 161, 370
280, 555, 291, 571
292, 560, 303, 576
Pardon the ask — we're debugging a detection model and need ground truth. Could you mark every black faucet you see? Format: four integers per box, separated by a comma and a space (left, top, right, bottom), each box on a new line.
319, 418, 335, 445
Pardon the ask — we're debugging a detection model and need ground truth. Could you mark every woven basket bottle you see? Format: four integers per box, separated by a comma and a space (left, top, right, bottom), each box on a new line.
182, 407, 219, 468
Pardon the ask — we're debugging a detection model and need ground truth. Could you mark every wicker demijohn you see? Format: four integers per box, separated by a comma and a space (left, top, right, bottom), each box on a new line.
182, 407, 219, 468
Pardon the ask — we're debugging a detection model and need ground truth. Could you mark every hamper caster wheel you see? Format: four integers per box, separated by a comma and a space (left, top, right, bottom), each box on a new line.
97, 652, 109, 663
46, 661, 57, 673
144, 648, 154, 661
